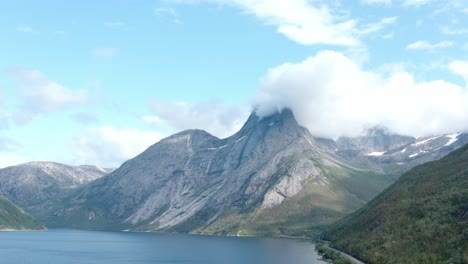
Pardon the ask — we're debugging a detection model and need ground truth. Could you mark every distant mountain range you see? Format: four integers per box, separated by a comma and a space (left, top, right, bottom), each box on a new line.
324, 142, 468, 263
0, 162, 113, 213
0, 109, 466, 238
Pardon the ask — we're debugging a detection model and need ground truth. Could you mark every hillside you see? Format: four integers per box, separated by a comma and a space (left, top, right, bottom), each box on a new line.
325, 143, 468, 263
0, 195, 45, 230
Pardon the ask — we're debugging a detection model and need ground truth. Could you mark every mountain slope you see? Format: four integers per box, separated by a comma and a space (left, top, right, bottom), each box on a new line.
0, 195, 45, 230
0, 162, 113, 211
324, 143, 468, 263
40, 110, 394, 235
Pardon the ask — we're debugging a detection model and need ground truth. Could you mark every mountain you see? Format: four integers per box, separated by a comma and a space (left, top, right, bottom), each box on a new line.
324, 143, 468, 263
336, 128, 468, 175
14, 109, 468, 238
0, 162, 113, 212
0, 194, 45, 230
38, 109, 396, 236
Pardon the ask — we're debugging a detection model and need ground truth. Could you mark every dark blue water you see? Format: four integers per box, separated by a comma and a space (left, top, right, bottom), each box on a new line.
0, 229, 325, 264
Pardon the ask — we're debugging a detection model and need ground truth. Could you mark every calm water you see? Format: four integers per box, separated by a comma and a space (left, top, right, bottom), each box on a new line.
0, 229, 325, 264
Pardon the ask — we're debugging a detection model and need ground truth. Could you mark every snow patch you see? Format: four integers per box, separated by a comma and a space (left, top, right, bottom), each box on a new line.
269, 122, 275, 126
409, 153, 419, 158
445, 133, 461, 146
413, 136, 441, 146
207, 145, 228, 150
401, 148, 407, 153
235, 136, 246, 143
366, 151, 385, 156
397, 162, 404, 165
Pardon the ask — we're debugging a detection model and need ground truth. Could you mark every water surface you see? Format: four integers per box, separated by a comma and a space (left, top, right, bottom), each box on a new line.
0, 229, 325, 264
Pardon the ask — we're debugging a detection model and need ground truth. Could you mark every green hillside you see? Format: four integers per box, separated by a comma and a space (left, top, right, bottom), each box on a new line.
0, 195, 45, 230
324, 144, 468, 263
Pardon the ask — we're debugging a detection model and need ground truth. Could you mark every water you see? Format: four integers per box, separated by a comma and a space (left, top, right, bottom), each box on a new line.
0, 229, 325, 264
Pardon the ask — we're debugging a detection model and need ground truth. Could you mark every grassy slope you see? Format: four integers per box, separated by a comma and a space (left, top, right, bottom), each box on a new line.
325, 144, 468, 264
0, 195, 45, 230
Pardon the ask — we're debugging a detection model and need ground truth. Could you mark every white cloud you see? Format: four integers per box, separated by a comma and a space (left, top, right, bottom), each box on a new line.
72, 126, 163, 167
171, 0, 359, 46
0, 91, 8, 130
93, 47, 120, 58
155, 7, 183, 24
71, 112, 99, 124
11, 69, 89, 114
9, 69, 89, 124
150, 100, 249, 138
402, 0, 433, 6
104, 21, 126, 28
0, 153, 31, 169
441, 27, 468, 35
357, 16, 397, 35
449, 60, 468, 82
383, 32, 394, 39
361, 0, 392, 5
406, 40, 454, 50
141, 115, 164, 125
253, 51, 468, 138
16, 25, 33, 33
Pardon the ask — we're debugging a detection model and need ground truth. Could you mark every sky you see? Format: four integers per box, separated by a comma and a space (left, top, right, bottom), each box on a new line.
0, 0, 467, 168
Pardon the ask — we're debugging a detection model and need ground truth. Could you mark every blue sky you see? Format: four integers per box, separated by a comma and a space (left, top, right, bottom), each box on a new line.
0, 0, 467, 168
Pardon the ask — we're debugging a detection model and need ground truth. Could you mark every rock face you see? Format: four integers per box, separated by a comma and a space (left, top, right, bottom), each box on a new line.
17, 109, 468, 236
0, 162, 113, 209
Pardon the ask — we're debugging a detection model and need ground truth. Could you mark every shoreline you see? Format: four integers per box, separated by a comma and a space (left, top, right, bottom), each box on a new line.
320, 243, 366, 264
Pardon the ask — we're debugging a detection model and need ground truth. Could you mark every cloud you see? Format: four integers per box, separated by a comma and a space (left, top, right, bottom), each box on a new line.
8, 69, 89, 124
11, 69, 89, 116
0, 137, 28, 168
72, 126, 163, 167
171, 0, 359, 46
406, 40, 454, 50
361, 0, 392, 5
0, 136, 22, 152
402, 0, 433, 6
441, 27, 468, 35
149, 100, 250, 138
449, 60, 468, 82
0, 91, 9, 130
357, 16, 397, 35
104, 21, 126, 28
93, 47, 120, 58
382, 32, 394, 39
155, 7, 183, 24
16, 25, 33, 33
71, 112, 99, 124
253, 51, 468, 138
0, 153, 31, 169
